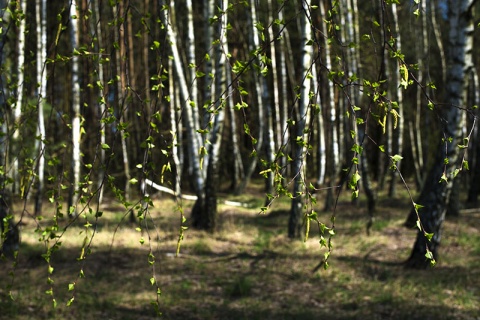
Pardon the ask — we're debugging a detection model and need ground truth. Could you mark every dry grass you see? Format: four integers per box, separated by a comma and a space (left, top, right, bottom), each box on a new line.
1, 190, 479, 320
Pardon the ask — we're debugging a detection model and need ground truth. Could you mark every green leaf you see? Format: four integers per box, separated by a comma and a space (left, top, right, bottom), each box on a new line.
150, 277, 156, 285
425, 250, 434, 261
414, 202, 424, 212
352, 171, 361, 185
68, 283, 75, 291
453, 168, 460, 178
416, 220, 421, 231
66, 297, 75, 306
351, 189, 359, 200
101, 143, 110, 150
439, 173, 448, 183
425, 232, 434, 242
390, 154, 403, 163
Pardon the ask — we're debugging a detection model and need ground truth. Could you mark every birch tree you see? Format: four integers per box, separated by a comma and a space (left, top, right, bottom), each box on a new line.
66, 0, 82, 217
191, 0, 228, 231
234, 0, 266, 195
320, 0, 340, 211
93, 0, 106, 206
0, 0, 20, 256
405, 0, 477, 268
114, 1, 133, 214
288, 1, 312, 239
387, 1, 404, 197
34, 0, 47, 215
277, 2, 291, 181
12, 0, 27, 194
466, 69, 479, 206
264, 0, 278, 199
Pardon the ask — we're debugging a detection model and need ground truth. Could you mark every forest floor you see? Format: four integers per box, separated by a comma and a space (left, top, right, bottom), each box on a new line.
1, 183, 479, 320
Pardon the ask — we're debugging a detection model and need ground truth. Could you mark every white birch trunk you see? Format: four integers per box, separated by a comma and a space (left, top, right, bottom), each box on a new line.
12, 0, 27, 194
67, 0, 81, 216
165, 0, 204, 196
406, 0, 477, 268
235, 0, 266, 194
93, 0, 106, 206
278, 4, 290, 180
169, 58, 182, 196
264, 0, 279, 197
388, 2, 404, 197
320, 0, 339, 210
192, 0, 228, 230
289, 1, 312, 238
34, 0, 47, 215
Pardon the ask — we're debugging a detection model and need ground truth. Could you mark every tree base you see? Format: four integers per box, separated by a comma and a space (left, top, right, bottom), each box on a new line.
404, 249, 435, 269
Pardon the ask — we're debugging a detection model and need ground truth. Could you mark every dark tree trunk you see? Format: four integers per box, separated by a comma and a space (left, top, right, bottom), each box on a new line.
0, 191, 20, 257
446, 177, 461, 217
405, 149, 449, 268
289, 196, 303, 239
467, 114, 480, 207
405, 0, 476, 268
191, 157, 218, 233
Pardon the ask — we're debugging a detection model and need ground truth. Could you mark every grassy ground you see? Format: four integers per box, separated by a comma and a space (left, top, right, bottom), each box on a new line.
1, 187, 479, 320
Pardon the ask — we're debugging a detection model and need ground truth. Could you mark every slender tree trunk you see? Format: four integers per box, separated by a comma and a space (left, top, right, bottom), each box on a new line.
467, 69, 480, 206
192, 0, 228, 231
375, 0, 389, 190
405, 0, 476, 268
68, 0, 82, 217
289, 1, 312, 239
411, 0, 430, 189
93, 0, 106, 206
12, 0, 27, 195
226, 63, 244, 191
346, 0, 376, 218
264, 0, 278, 200
163, 0, 205, 224
0, 3, 20, 254
169, 58, 182, 196
115, 2, 132, 213
321, 0, 339, 211
388, 2, 404, 197
34, 0, 47, 216
234, 0, 266, 195
278, 3, 290, 182
429, 0, 447, 86
313, 67, 326, 187
143, 0, 151, 110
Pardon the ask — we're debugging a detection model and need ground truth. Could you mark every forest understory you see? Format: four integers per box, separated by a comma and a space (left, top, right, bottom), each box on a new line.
1, 185, 479, 320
